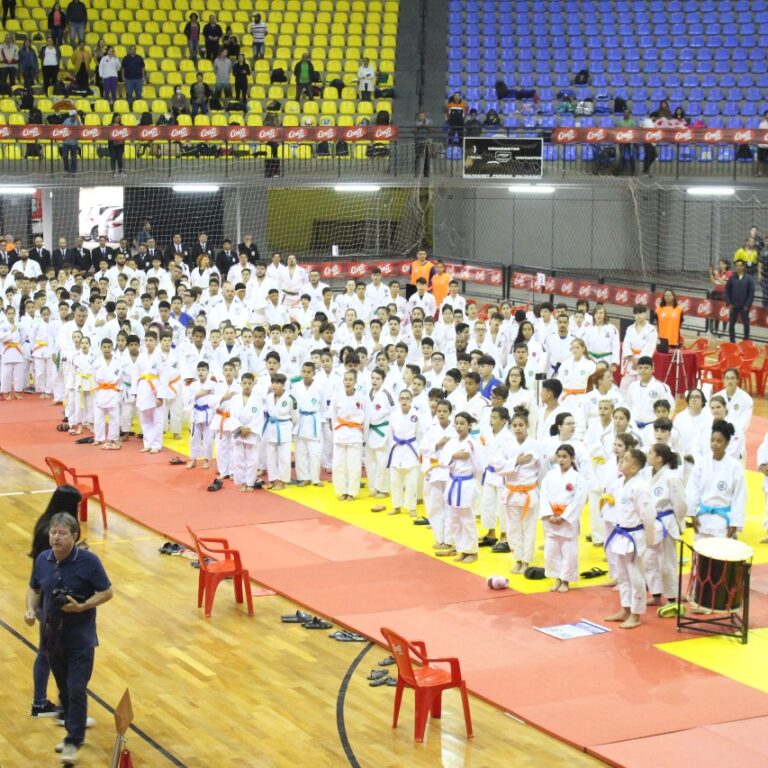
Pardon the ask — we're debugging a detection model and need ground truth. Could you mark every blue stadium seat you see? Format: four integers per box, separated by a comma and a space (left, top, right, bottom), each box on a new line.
706, 87, 722, 101
683, 75, 699, 88
701, 102, 719, 117
741, 103, 757, 117
688, 87, 704, 100
718, 147, 735, 162
722, 102, 739, 116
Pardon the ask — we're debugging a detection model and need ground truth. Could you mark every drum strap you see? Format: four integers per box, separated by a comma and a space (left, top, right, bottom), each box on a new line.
696, 505, 731, 526
604, 524, 645, 560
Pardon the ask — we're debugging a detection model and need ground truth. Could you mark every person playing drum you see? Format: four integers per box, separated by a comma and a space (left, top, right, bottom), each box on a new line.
686, 420, 746, 540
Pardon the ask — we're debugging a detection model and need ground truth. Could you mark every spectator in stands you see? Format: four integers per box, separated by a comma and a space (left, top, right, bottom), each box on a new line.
617, 109, 637, 175
356, 57, 375, 101
122, 45, 145, 108
222, 27, 240, 59
48, 2, 66, 48
733, 238, 758, 275
183, 13, 201, 64
758, 110, 768, 176
251, 13, 267, 60
70, 40, 92, 90
232, 53, 250, 104
641, 111, 658, 176
1, 0, 15, 26
0, 32, 19, 89
484, 108, 501, 128
97, 46, 120, 105
293, 53, 317, 101
657, 99, 672, 119
108, 113, 125, 177
749, 226, 764, 253
672, 107, 688, 126
445, 92, 466, 144
415, 111, 432, 177
93, 37, 107, 96
203, 14, 223, 61
464, 108, 482, 137
66, 0, 88, 47
170, 84, 190, 117
213, 49, 232, 101
709, 258, 731, 335
190, 72, 211, 117
40, 35, 59, 95
61, 109, 79, 175
18, 38, 39, 91
725, 259, 755, 342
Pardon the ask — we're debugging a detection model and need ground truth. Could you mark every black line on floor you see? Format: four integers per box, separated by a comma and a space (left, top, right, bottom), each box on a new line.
336, 641, 374, 768
0, 616, 188, 767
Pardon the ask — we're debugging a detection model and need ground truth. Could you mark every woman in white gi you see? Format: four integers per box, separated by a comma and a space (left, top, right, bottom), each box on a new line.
231, 373, 265, 492
504, 365, 538, 435
420, 399, 457, 552
673, 388, 712, 484
611, 406, 642, 446
700, 395, 744, 462
586, 305, 621, 371
579, 367, 623, 437
558, 338, 596, 410
382, 389, 425, 517
478, 406, 512, 549
585, 399, 616, 546
330, 369, 368, 500
605, 447, 656, 629
686, 420, 746, 540
644, 443, 687, 605
544, 412, 594, 492
539, 444, 588, 592
492, 406, 545, 573
514, 320, 547, 374
439, 411, 486, 563
366, 367, 395, 504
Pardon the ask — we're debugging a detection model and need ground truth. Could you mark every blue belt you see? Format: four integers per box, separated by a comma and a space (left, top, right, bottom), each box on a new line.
447, 473, 474, 507
604, 524, 645, 560
697, 505, 731, 526
192, 403, 210, 434
481, 465, 495, 485
386, 435, 418, 468
264, 415, 292, 444
656, 509, 674, 537
298, 410, 318, 438
636, 420, 652, 429
469, 428, 480, 437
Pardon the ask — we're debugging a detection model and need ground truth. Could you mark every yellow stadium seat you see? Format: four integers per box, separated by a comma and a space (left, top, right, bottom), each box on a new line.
354, 143, 370, 159
159, 85, 174, 99
132, 100, 149, 114
303, 100, 319, 115
7, 111, 23, 124
351, 0, 366, 11
122, 114, 138, 126
301, 115, 317, 126
249, 85, 266, 99
84, 113, 101, 125
383, 21, 397, 34
184, 72, 198, 85
198, 59, 212, 72
328, 48, 343, 61
379, 60, 394, 74
122, 33, 136, 46
321, 100, 337, 114
144, 86, 157, 99
103, 33, 118, 46
93, 99, 110, 113
375, 100, 392, 113
341, 87, 357, 100
284, 100, 300, 114
167, 72, 183, 85
326, 61, 342, 75
229, 114, 244, 125
339, 100, 355, 115
337, 115, 354, 126
321, 86, 336, 100
246, 113, 263, 126
173, 33, 187, 46
382, 34, 396, 47
112, 99, 129, 113
3, 145, 20, 160
38, 98, 54, 113
381, 48, 395, 61
180, 59, 196, 73
358, 101, 373, 116
348, 35, 362, 47
211, 113, 228, 126
151, 99, 166, 114
343, 61, 358, 73
268, 85, 285, 100
194, 114, 211, 126
177, 113, 192, 126
312, 47, 327, 61
363, 48, 379, 61
148, 72, 165, 86
282, 114, 299, 126
156, 33, 171, 46
100, 114, 113, 126
255, 72, 271, 86
276, 46, 292, 60
160, 59, 176, 73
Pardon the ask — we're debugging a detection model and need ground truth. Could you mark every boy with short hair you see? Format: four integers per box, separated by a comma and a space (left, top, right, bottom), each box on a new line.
185, 361, 216, 469
264, 373, 296, 489
92, 338, 123, 449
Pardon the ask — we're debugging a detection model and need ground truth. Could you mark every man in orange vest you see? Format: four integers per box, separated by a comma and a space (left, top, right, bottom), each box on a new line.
430, 259, 451, 309
407, 248, 434, 299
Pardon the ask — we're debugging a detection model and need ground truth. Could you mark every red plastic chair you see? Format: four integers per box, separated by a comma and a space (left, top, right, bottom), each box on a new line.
737, 347, 759, 392
380, 626, 473, 743
44, 456, 108, 529
751, 344, 768, 395
186, 526, 254, 618
700, 352, 742, 391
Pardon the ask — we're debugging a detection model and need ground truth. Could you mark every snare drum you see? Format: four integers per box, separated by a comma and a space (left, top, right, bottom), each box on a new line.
689, 537, 753, 612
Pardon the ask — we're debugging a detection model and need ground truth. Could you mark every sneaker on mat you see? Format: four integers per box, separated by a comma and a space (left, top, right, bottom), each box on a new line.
56, 716, 95, 728
60, 742, 79, 763
31, 701, 61, 717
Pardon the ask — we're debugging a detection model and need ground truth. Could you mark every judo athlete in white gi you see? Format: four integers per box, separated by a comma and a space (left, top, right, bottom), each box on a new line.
644, 443, 687, 604
330, 370, 368, 500
605, 447, 656, 629
420, 400, 457, 551
133, 332, 164, 453
585, 399, 615, 546
208, 362, 241, 491
478, 407, 512, 548
539, 444, 588, 592
366, 368, 395, 500
264, 373, 296, 489
686, 420, 746, 540
381, 390, 425, 517
185, 361, 216, 469
758, 432, 768, 544
493, 406, 546, 573
232, 373, 266, 491
439, 412, 486, 563
619, 305, 657, 396
120, 335, 141, 438
31, 308, 56, 398
91, 338, 123, 449
293, 362, 324, 487
0, 306, 26, 398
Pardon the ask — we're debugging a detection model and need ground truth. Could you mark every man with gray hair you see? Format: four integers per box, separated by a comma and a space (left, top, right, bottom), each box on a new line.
26, 512, 112, 765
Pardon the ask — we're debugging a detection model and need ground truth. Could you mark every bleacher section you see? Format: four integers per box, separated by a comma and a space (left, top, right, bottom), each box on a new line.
447, 0, 768, 131
4, 0, 398, 130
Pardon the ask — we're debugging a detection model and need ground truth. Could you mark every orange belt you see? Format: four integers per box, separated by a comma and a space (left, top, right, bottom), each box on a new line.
96, 382, 120, 392
3, 341, 21, 352
139, 373, 158, 395
335, 419, 363, 430
551, 503, 567, 517
505, 482, 538, 519
563, 388, 586, 396
216, 408, 231, 438
168, 375, 180, 396
631, 347, 641, 355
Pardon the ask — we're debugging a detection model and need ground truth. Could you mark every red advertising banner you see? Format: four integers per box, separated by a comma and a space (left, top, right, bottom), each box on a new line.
308, 260, 502, 287
551, 127, 761, 145
510, 271, 767, 325
8, 124, 398, 142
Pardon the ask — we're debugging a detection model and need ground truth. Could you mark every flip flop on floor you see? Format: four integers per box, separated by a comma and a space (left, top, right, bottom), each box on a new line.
367, 670, 388, 681
302, 617, 332, 630
385, 677, 398, 686
580, 567, 608, 579
158, 542, 174, 554
281, 610, 313, 624
168, 456, 185, 465
329, 630, 366, 642
378, 656, 396, 666
56, 423, 69, 432
207, 479, 224, 492
369, 675, 392, 687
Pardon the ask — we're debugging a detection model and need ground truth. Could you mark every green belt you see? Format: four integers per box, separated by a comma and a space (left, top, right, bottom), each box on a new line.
590, 351, 611, 359
370, 421, 389, 437
289, 375, 302, 384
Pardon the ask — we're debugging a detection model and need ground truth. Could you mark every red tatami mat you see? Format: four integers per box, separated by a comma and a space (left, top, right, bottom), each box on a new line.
4, 399, 768, 763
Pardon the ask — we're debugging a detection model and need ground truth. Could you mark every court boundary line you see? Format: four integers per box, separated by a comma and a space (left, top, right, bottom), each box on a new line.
0, 616, 188, 768
336, 641, 374, 768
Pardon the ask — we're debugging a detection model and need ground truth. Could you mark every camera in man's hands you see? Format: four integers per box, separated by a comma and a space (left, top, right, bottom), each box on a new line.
52, 586, 81, 608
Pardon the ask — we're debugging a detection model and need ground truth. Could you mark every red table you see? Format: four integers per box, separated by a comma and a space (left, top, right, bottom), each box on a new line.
653, 349, 698, 395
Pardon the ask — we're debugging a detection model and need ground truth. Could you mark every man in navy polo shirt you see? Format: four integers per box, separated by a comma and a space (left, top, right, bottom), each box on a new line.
26, 512, 112, 765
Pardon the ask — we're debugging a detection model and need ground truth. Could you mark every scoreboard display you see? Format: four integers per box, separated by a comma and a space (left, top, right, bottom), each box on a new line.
462, 137, 544, 179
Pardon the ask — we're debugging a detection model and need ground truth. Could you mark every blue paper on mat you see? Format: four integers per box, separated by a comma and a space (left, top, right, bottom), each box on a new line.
534, 619, 611, 640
